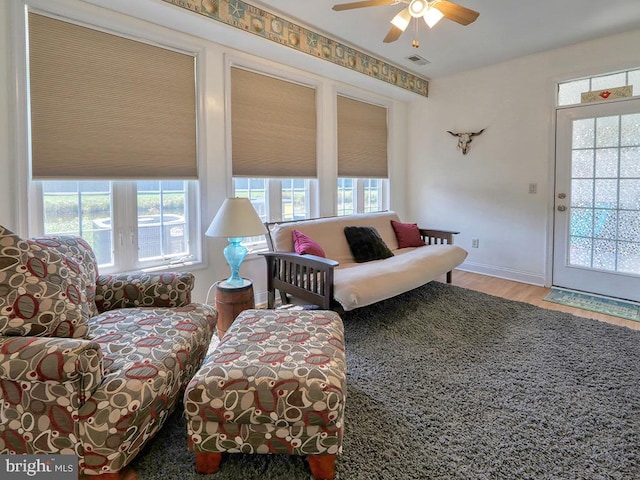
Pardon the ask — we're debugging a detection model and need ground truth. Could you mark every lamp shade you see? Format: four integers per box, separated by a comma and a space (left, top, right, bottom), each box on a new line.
205, 197, 267, 238
424, 6, 444, 28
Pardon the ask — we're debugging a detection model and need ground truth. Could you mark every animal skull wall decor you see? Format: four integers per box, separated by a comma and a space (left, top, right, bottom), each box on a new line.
447, 129, 485, 155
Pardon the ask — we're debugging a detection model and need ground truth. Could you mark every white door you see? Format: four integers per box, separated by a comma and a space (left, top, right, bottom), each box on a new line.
554, 98, 640, 302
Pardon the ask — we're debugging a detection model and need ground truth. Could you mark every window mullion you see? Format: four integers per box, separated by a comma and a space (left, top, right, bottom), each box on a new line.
356, 178, 365, 213
110, 181, 137, 272
268, 178, 282, 221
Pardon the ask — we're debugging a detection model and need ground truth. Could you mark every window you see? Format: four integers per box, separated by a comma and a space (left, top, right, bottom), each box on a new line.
26, 12, 200, 273
230, 67, 318, 250
558, 68, 640, 106
336, 95, 389, 214
39, 180, 199, 272
337, 178, 388, 216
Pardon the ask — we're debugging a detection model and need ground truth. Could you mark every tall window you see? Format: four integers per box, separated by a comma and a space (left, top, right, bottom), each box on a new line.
337, 95, 389, 214
230, 66, 318, 250
27, 12, 200, 273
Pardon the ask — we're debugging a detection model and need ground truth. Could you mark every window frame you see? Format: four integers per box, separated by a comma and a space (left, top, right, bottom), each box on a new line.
32, 180, 202, 274
11, 4, 207, 274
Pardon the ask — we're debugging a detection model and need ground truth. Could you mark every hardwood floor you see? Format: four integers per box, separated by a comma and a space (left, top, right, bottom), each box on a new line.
440, 270, 640, 331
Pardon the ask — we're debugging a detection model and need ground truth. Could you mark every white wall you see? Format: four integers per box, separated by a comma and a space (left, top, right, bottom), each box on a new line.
0, 0, 410, 305
0, 2, 15, 230
407, 28, 640, 286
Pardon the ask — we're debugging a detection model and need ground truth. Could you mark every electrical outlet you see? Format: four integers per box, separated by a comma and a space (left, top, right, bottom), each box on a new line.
471, 238, 479, 248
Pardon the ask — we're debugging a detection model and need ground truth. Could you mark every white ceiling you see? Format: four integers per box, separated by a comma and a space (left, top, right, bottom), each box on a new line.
250, 0, 640, 79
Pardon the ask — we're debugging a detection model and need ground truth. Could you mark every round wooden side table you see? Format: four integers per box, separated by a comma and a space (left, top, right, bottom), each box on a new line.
214, 278, 255, 339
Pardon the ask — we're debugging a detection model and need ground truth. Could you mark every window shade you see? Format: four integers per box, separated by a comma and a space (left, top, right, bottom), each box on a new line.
28, 12, 197, 180
337, 95, 388, 178
231, 67, 317, 178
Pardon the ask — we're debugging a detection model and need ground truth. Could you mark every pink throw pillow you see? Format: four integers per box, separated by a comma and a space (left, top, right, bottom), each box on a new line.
292, 230, 326, 257
391, 220, 426, 248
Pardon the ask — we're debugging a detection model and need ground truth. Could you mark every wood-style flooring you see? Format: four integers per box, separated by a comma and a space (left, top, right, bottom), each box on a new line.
441, 270, 640, 331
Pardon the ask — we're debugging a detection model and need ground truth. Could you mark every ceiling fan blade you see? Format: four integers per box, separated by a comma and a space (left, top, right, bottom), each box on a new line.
332, 0, 397, 11
383, 24, 404, 43
433, 0, 479, 26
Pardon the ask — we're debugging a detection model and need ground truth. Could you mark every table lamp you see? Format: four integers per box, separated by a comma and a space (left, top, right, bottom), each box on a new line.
205, 197, 267, 287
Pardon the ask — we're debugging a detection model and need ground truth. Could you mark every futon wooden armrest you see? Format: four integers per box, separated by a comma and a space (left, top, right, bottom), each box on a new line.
261, 252, 339, 310
419, 228, 460, 245
262, 252, 339, 268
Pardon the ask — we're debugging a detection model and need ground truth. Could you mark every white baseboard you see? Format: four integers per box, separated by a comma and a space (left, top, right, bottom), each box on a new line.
458, 261, 547, 287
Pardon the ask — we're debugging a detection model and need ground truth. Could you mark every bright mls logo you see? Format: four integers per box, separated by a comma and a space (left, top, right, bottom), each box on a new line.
2, 455, 77, 480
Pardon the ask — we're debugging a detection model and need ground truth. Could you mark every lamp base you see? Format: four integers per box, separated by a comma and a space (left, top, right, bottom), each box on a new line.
223, 237, 248, 287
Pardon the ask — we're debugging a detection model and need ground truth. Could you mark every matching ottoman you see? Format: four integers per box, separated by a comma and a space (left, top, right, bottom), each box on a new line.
183, 309, 347, 480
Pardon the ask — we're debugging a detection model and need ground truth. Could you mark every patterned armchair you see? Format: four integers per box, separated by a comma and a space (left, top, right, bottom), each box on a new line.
0, 226, 217, 477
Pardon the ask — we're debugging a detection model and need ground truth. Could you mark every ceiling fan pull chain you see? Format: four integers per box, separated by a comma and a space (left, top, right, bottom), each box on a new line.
412, 16, 420, 47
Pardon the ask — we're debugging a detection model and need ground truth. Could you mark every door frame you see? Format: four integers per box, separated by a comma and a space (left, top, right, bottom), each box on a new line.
551, 97, 640, 300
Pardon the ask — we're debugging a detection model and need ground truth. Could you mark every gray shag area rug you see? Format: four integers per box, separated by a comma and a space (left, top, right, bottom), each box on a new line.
127, 282, 640, 479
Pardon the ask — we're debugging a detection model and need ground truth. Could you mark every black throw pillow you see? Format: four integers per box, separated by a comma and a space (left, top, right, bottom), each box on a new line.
344, 226, 394, 263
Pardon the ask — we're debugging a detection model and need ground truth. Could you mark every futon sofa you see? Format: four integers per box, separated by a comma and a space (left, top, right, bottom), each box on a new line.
0, 227, 217, 477
263, 211, 468, 311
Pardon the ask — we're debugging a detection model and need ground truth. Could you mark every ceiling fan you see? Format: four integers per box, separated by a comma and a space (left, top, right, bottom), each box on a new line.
332, 0, 479, 47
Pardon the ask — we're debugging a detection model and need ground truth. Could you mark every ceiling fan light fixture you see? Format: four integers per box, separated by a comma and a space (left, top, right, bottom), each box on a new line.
424, 6, 444, 28
408, 0, 428, 18
390, 8, 412, 31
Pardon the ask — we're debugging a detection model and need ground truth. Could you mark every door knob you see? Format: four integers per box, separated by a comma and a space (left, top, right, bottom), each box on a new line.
557, 205, 566, 212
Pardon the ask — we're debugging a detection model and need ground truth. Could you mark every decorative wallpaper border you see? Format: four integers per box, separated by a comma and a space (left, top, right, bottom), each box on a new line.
162, 0, 429, 97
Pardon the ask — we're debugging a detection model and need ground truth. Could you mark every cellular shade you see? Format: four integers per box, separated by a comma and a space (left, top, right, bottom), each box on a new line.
231, 67, 317, 178
337, 95, 388, 178
28, 12, 197, 180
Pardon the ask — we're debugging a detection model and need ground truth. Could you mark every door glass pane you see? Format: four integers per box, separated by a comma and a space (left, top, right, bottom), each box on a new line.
595, 116, 619, 148
571, 179, 593, 207
593, 209, 617, 240
621, 113, 640, 146
618, 241, 640, 274
594, 148, 618, 177
594, 179, 617, 208
568, 114, 640, 276
620, 180, 640, 209
570, 208, 592, 237
618, 211, 640, 242
569, 236, 592, 267
592, 239, 616, 270
620, 147, 640, 177
571, 150, 593, 177
572, 118, 595, 148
